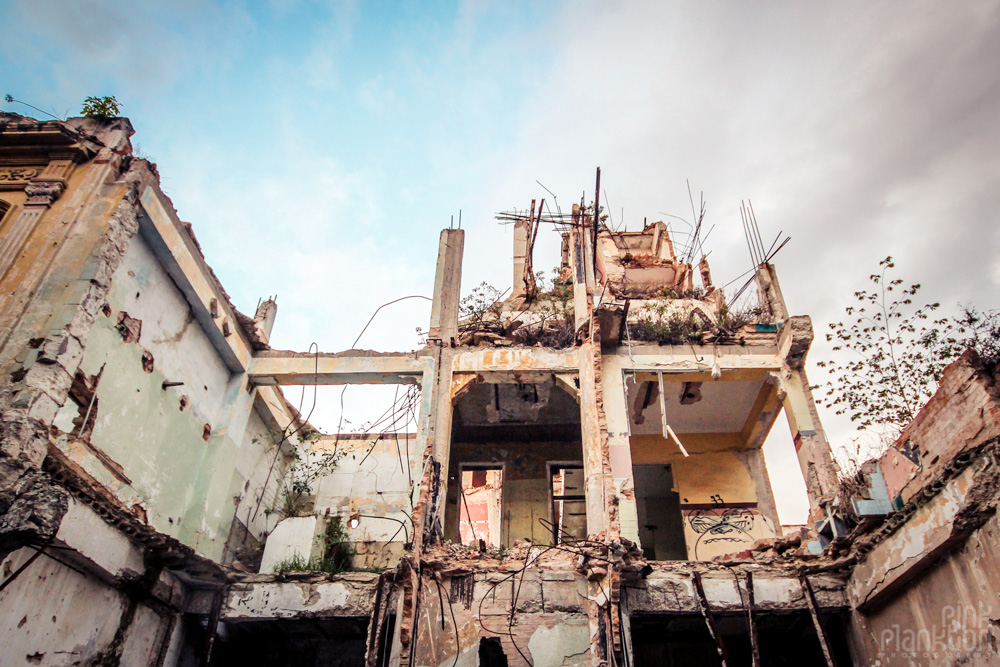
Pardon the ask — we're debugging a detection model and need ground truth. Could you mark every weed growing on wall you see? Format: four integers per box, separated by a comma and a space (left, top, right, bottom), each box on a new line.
271, 517, 355, 575
279, 432, 345, 517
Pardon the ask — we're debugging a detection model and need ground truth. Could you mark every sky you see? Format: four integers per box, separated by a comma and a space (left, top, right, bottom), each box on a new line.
3, 0, 998, 524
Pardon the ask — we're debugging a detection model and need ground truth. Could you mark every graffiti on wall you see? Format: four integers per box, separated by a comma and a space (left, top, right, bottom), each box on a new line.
682, 497, 775, 560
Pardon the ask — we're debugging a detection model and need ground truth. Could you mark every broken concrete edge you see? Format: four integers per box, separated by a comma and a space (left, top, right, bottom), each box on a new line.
41, 442, 228, 583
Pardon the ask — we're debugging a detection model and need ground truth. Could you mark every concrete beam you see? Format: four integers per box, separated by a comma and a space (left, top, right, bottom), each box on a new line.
452, 347, 580, 373
249, 351, 433, 386
225, 573, 381, 621
626, 569, 848, 613
138, 185, 252, 372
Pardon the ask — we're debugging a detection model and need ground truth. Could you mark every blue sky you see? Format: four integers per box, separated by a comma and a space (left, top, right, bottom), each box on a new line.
5, 0, 999, 523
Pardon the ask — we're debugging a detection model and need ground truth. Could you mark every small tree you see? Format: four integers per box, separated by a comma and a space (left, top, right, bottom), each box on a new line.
816, 256, 998, 441
80, 95, 121, 118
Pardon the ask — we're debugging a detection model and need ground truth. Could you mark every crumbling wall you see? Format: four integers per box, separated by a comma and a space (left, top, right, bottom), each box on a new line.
309, 434, 418, 570
844, 353, 1000, 666
412, 566, 591, 667
0, 498, 187, 666
48, 233, 240, 559
224, 404, 293, 570
879, 350, 1000, 504
849, 509, 1000, 666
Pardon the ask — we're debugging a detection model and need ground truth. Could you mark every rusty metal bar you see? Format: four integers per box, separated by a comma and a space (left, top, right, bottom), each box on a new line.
692, 572, 729, 667
198, 588, 224, 667
801, 576, 837, 667
593, 167, 601, 277
746, 571, 761, 667
365, 573, 391, 667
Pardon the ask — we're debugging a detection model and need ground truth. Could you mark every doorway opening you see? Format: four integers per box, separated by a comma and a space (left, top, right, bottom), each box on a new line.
633, 464, 686, 560
458, 464, 504, 547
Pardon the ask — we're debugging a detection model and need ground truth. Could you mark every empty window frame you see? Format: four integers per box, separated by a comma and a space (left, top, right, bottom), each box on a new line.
458, 464, 503, 547
549, 463, 586, 544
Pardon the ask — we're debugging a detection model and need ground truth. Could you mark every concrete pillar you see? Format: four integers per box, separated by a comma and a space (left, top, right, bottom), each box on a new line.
781, 368, 841, 525
421, 229, 464, 540
601, 356, 640, 545
734, 448, 781, 533
755, 262, 789, 321
512, 218, 529, 298
579, 343, 607, 539
427, 229, 464, 345
253, 298, 277, 344
777, 315, 841, 525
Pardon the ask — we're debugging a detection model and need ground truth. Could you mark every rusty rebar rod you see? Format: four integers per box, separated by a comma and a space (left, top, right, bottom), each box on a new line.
692, 571, 729, 667
801, 576, 837, 667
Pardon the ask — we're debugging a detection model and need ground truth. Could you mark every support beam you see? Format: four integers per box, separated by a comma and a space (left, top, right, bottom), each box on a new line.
781, 368, 840, 524
248, 351, 433, 386
138, 185, 253, 372
692, 572, 729, 667
746, 571, 761, 667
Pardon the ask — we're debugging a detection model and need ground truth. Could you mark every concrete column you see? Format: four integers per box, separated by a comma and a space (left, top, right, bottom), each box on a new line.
578, 343, 607, 539
427, 347, 456, 539
781, 368, 841, 525
253, 298, 277, 343
427, 229, 464, 345
601, 356, 640, 545
754, 262, 789, 321
777, 315, 840, 525
734, 448, 782, 533
512, 218, 529, 298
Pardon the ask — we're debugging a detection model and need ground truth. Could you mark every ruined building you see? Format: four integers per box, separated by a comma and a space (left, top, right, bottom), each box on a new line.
1, 114, 998, 666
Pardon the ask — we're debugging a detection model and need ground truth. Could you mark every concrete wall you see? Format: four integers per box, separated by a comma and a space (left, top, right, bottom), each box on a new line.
845, 354, 1000, 666
412, 568, 591, 667
0, 496, 189, 666
48, 233, 262, 560
311, 434, 418, 569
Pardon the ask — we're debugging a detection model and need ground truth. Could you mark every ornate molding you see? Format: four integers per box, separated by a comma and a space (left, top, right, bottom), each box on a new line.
24, 179, 66, 207
0, 167, 41, 186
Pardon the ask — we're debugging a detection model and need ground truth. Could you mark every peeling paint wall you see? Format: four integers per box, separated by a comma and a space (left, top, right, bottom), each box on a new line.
50, 233, 248, 559
849, 509, 1000, 666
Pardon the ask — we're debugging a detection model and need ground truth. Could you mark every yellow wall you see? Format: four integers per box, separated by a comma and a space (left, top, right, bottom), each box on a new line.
630, 434, 777, 560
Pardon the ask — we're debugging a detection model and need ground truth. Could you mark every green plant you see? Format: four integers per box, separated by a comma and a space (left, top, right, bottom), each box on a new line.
271, 517, 355, 575
80, 95, 121, 118
628, 303, 706, 345
458, 281, 506, 333
816, 257, 998, 436
278, 432, 345, 517
316, 516, 354, 572
715, 302, 767, 334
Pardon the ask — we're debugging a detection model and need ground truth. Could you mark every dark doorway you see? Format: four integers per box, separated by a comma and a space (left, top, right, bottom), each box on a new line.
632, 464, 686, 560
479, 636, 509, 667
211, 617, 368, 667
629, 611, 854, 666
